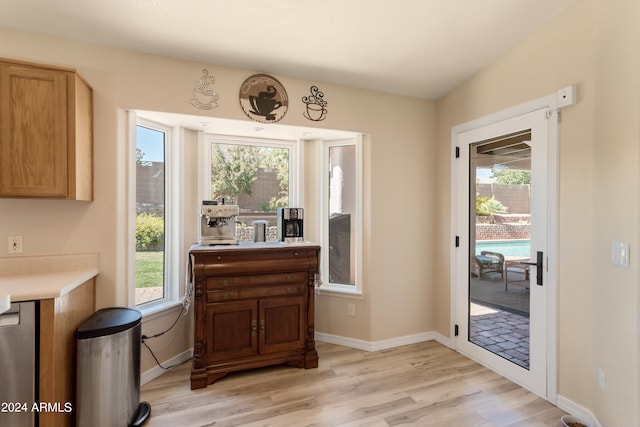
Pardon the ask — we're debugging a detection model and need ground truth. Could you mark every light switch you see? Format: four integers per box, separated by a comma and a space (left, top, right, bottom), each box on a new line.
611, 241, 630, 268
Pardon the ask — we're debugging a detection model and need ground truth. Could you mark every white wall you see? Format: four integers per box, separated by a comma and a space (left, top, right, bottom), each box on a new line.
4, 2, 637, 423
435, 0, 639, 425
0, 28, 436, 372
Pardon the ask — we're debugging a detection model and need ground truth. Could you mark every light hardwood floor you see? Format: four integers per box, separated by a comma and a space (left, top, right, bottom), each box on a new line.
141, 341, 566, 426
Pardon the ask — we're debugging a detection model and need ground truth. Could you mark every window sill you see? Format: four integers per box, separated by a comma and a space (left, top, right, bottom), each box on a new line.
317, 284, 363, 299
138, 299, 184, 321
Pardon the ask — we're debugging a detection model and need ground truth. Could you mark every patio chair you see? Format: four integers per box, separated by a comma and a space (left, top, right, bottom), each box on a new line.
504, 260, 531, 291
471, 251, 504, 278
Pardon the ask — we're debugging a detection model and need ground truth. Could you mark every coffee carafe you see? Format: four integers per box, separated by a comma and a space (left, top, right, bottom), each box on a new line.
277, 208, 304, 243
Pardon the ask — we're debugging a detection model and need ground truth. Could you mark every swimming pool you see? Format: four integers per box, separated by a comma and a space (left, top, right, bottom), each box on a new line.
475, 240, 531, 257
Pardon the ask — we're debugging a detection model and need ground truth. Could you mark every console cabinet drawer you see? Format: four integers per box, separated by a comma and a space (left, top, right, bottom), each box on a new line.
206, 272, 306, 289
207, 283, 305, 302
200, 249, 315, 276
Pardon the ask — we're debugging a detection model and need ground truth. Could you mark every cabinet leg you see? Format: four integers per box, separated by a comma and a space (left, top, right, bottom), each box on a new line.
190, 371, 228, 389
190, 376, 208, 390
207, 372, 228, 385
304, 351, 319, 368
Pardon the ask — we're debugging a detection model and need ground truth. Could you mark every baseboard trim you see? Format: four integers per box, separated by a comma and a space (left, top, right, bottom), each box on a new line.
315, 331, 452, 352
556, 395, 602, 427
141, 348, 193, 385
140, 331, 448, 384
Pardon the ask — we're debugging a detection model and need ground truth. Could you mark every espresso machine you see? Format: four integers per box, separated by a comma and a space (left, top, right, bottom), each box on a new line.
199, 200, 239, 245
277, 208, 304, 243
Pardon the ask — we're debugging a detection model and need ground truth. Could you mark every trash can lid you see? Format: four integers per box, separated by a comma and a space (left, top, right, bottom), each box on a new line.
76, 307, 142, 339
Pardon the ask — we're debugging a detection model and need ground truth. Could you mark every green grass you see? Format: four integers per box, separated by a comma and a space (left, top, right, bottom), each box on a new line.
135, 251, 164, 288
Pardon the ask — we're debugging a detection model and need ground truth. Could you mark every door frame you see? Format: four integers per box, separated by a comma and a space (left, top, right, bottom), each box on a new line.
450, 94, 559, 403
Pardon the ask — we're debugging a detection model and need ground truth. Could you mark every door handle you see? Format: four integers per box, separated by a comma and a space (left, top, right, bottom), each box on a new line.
0, 312, 19, 327
519, 251, 543, 286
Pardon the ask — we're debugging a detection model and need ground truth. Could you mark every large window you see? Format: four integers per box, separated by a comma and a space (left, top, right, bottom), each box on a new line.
135, 121, 170, 306
129, 113, 362, 313
321, 138, 363, 294
204, 135, 298, 242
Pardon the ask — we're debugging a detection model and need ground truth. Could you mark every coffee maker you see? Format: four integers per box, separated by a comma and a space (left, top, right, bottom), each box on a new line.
277, 208, 304, 243
199, 200, 239, 245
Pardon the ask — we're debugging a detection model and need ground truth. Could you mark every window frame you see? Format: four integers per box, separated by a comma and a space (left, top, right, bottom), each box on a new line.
129, 116, 181, 313
318, 136, 363, 296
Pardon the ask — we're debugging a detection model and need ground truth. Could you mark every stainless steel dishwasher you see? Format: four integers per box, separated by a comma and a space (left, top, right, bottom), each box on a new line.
0, 301, 37, 427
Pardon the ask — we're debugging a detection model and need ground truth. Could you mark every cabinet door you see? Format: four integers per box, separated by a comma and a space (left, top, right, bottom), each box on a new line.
0, 64, 68, 197
260, 295, 306, 355
205, 299, 258, 363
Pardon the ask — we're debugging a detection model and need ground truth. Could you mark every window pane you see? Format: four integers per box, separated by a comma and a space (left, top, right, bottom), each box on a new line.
328, 145, 356, 285
210, 142, 289, 242
136, 125, 165, 305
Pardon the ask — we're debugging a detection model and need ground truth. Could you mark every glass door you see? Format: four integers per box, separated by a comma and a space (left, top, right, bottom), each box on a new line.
469, 129, 532, 369
455, 108, 549, 397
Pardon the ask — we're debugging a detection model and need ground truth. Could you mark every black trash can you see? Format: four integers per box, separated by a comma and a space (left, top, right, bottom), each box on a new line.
76, 307, 150, 426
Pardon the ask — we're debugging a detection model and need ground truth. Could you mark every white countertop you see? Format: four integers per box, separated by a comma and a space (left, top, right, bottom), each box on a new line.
0, 253, 98, 311
0, 293, 9, 315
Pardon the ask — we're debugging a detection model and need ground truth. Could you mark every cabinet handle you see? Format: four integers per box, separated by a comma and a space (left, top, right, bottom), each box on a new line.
251, 320, 257, 336
221, 292, 232, 300
286, 286, 295, 294
285, 274, 293, 281
260, 319, 265, 334
222, 279, 230, 287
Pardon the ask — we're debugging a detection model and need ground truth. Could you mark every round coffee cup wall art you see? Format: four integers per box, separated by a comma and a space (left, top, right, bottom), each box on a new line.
239, 74, 288, 123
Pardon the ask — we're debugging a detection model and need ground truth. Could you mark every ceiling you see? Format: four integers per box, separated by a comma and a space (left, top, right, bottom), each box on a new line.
1, 0, 579, 100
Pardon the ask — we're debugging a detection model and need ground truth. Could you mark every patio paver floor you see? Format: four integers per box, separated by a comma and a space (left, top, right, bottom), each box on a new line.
470, 302, 530, 369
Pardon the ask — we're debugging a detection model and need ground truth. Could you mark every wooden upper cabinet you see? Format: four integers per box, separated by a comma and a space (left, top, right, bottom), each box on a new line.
0, 59, 93, 200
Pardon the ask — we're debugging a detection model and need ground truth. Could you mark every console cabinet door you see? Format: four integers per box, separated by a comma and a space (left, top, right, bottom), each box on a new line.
259, 295, 306, 355
0, 64, 68, 197
205, 299, 258, 363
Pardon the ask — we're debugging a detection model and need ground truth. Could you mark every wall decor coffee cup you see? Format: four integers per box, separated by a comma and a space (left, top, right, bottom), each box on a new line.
239, 74, 288, 123
189, 69, 219, 110
302, 85, 328, 121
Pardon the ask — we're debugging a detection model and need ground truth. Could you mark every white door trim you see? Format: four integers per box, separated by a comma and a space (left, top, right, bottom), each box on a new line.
450, 94, 559, 403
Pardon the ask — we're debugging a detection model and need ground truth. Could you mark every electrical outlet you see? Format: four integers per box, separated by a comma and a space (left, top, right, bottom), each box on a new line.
347, 303, 356, 317
8, 236, 23, 254
598, 367, 606, 391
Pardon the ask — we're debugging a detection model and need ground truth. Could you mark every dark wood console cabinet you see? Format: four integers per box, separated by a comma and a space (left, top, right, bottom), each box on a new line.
189, 243, 320, 389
